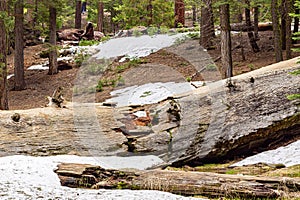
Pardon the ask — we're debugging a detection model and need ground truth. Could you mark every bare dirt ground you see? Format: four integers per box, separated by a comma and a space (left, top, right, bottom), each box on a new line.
7, 31, 300, 110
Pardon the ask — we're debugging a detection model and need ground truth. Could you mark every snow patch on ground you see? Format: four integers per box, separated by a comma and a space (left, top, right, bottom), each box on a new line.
232, 140, 300, 167
0, 155, 201, 199
27, 64, 49, 70
93, 34, 186, 60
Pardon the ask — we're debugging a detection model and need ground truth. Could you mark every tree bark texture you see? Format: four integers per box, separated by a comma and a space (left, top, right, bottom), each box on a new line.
55, 163, 300, 199
174, 0, 184, 27
48, 6, 58, 75
285, 0, 292, 59
272, 0, 283, 62
75, 0, 82, 29
0, 0, 8, 110
294, 8, 299, 34
220, 4, 232, 78
200, 0, 215, 49
192, 5, 196, 26
281, 0, 287, 50
14, 0, 26, 90
245, 0, 260, 53
253, 6, 259, 40
97, 1, 104, 32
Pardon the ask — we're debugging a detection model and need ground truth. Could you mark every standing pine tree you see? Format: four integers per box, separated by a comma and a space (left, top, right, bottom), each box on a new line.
220, 3, 232, 78
200, 0, 215, 49
272, 0, 283, 62
97, 1, 104, 32
48, 4, 58, 75
14, 0, 26, 90
0, 0, 9, 110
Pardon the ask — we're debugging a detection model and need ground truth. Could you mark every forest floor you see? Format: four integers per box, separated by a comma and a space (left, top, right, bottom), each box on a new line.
7, 30, 300, 110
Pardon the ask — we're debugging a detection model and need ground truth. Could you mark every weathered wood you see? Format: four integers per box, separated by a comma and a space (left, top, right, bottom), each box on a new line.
57, 28, 103, 42
48, 6, 58, 75
220, 3, 232, 78
0, 56, 299, 167
0, 0, 8, 110
55, 163, 300, 198
57, 29, 83, 41
230, 22, 272, 32
245, 0, 260, 53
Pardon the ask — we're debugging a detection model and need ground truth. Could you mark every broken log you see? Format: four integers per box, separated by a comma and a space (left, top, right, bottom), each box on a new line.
55, 163, 300, 198
57, 28, 83, 41
230, 22, 272, 32
56, 27, 104, 42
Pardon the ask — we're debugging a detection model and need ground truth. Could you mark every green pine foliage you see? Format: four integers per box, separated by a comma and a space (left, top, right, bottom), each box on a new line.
113, 0, 174, 29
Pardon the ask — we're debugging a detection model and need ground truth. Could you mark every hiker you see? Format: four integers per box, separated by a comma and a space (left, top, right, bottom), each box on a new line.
81, 0, 87, 14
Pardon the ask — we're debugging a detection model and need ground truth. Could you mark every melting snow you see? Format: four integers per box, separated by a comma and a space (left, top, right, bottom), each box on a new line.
0, 155, 202, 199
232, 140, 300, 167
93, 34, 186, 60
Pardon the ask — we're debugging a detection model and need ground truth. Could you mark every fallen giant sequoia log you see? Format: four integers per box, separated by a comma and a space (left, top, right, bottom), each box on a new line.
55, 163, 300, 198
0, 56, 299, 166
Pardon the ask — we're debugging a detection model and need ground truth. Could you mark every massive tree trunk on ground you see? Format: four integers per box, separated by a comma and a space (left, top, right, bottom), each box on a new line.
174, 0, 184, 27
55, 163, 300, 199
75, 0, 82, 29
272, 0, 283, 62
245, 0, 260, 53
200, 0, 215, 49
220, 4, 232, 78
0, 0, 8, 110
48, 6, 58, 75
14, 0, 26, 90
1, 58, 299, 167
97, 1, 104, 32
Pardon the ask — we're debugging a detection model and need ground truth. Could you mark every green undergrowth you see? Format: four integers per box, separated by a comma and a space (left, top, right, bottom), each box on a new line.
96, 75, 125, 92
167, 163, 300, 178
289, 69, 300, 75
115, 58, 146, 73
287, 94, 300, 100
79, 40, 100, 46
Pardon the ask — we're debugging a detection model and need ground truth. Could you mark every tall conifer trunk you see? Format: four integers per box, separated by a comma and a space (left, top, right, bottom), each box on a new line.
14, 0, 26, 90
272, 0, 283, 62
220, 3, 232, 78
48, 6, 58, 75
0, 0, 8, 110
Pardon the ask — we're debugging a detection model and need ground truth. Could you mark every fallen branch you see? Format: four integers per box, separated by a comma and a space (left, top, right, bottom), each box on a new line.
55, 163, 300, 199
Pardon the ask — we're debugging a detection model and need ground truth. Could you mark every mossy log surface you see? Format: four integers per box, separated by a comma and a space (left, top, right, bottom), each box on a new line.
55, 163, 300, 198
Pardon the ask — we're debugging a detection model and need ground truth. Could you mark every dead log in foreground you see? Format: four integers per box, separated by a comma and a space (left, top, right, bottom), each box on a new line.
55, 163, 300, 199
